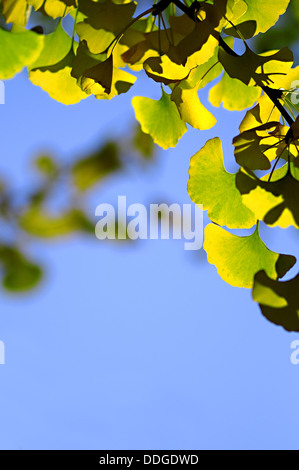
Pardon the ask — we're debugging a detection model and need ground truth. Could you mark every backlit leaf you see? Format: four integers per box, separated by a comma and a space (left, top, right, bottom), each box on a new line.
204, 224, 296, 288
1, 0, 29, 25
235, 0, 290, 35
188, 138, 255, 229
237, 167, 299, 229
0, 26, 44, 80
209, 72, 261, 111
132, 91, 187, 150
172, 87, 216, 131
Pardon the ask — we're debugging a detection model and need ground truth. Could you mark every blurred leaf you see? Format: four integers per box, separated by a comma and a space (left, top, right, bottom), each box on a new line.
72, 142, 121, 191
0, 246, 43, 292
133, 125, 155, 159
19, 208, 93, 237
34, 155, 59, 176
1, 0, 29, 25
28, 0, 77, 18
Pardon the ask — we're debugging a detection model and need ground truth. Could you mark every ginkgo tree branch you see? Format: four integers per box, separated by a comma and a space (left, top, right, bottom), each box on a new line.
152, 0, 295, 128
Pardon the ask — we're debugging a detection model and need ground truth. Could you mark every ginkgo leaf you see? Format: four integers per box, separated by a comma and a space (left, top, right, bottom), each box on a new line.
179, 46, 223, 91
28, 0, 77, 18
34, 155, 59, 177
82, 55, 114, 94
225, 0, 248, 22
204, 224, 296, 288
0, 247, 43, 292
43, 0, 77, 18
134, 125, 155, 159
29, 23, 72, 69
183, 36, 219, 70
132, 91, 187, 150
237, 168, 299, 229
76, 0, 136, 54
224, 21, 257, 39
72, 142, 121, 191
219, 45, 293, 87
1, 0, 29, 25
253, 271, 299, 332
239, 96, 281, 132
143, 56, 190, 85
234, 0, 290, 35
175, 0, 228, 64
171, 87, 216, 131
188, 138, 255, 229
72, 40, 136, 99
29, 24, 88, 104
233, 122, 287, 170
76, 24, 115, 55
209, 72, 261, 111
0, 26, 44, 80
30, 50, 88, 105
80, 65, 136, 99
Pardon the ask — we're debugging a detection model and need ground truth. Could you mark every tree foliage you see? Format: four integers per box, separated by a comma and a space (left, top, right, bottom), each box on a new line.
1, 0, 299, 331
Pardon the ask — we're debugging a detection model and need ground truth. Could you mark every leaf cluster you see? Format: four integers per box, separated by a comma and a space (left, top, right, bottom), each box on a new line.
1, 0, 299, 331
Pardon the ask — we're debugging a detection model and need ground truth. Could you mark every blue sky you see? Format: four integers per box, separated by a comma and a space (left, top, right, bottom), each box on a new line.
0, 47, 299, 450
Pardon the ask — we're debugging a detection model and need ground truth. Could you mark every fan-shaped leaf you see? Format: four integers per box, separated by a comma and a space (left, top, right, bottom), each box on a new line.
204, 224, 296, 288
188, 138, 255, 228
132, 91, 187, 150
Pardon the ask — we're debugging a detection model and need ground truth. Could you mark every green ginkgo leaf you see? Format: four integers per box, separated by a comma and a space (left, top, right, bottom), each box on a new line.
29, 23, 72, 69
234, 0, 290, 35
72, 142, 121, 191
204, 224, 296, 288
219, 45, 293, 87
132, 91, 187, 150
188, 138, 255, 229
19, 208, 93, 238
209, 72, 261, 111
76, 0, 136, 54
0, 26, 44, 80
29, 24, 88, 104
253, 270, 299, 332
0, 247, 43, 292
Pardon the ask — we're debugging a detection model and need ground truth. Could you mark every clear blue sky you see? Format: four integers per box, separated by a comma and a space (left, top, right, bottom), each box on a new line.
0, 54, 299, 450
